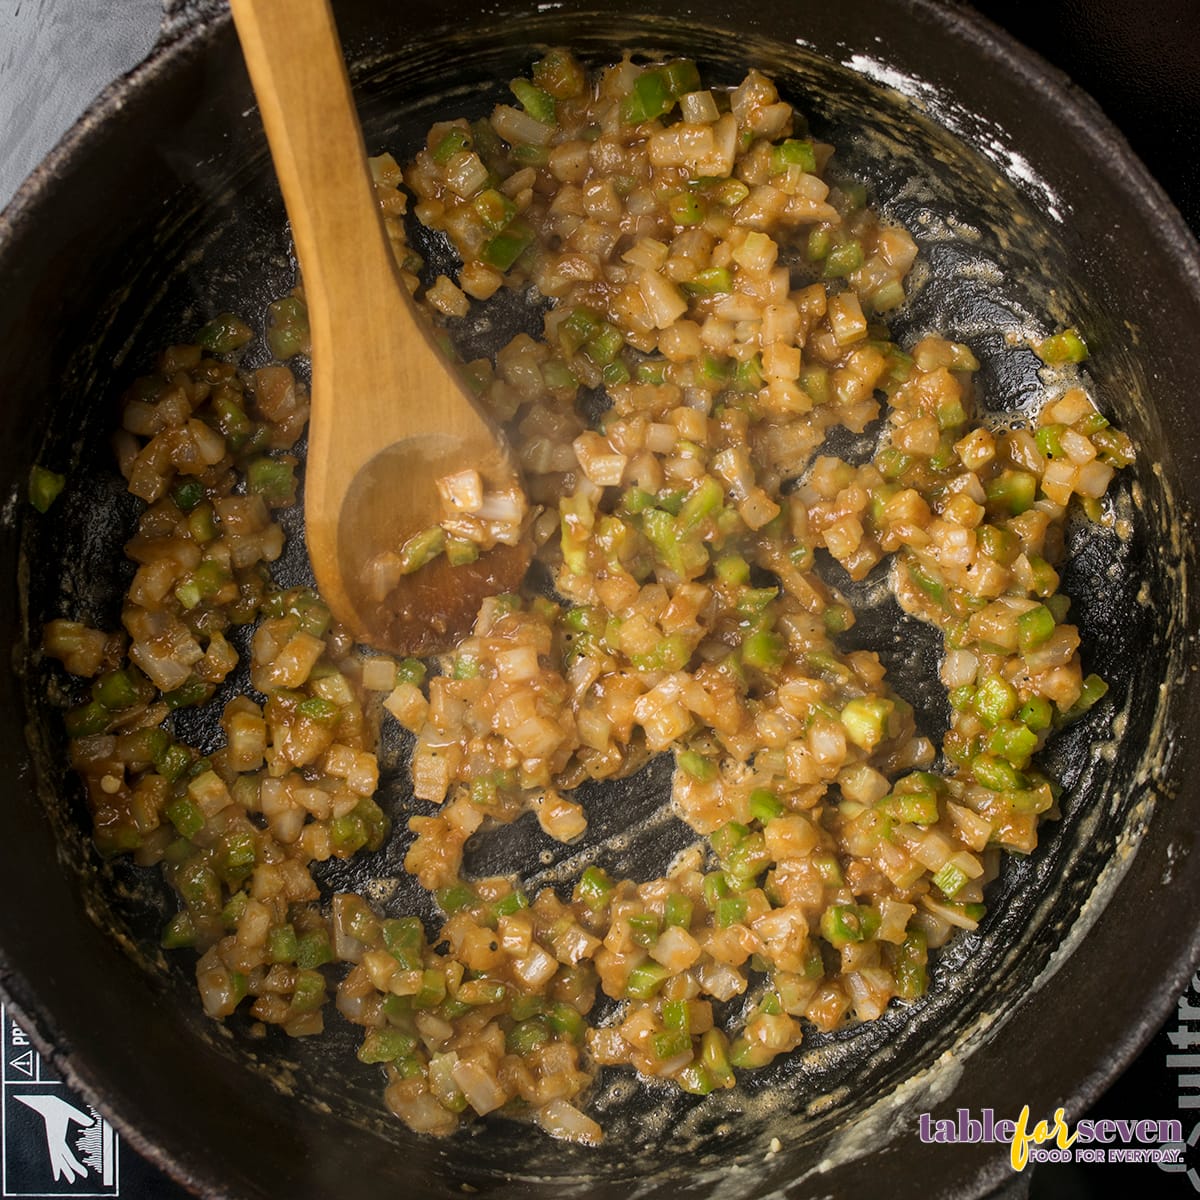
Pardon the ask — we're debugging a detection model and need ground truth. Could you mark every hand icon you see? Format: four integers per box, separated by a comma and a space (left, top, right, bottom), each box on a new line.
14, 1093, 94, 1183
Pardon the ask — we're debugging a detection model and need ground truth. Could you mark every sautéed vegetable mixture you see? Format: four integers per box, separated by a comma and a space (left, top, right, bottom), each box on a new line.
41, 50, 1132, 1144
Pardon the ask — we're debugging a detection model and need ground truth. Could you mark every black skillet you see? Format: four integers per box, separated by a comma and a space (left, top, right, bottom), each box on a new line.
1, 1, 1199, 1197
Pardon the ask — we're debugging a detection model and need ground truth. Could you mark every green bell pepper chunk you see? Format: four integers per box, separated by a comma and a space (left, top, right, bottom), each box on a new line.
29, 465, 66, 513
771, 138, 817, 174
625, 961, 671, 1000
510, 77, 556, 124
576, 866, 615, 910
1036, 326, 1089, 364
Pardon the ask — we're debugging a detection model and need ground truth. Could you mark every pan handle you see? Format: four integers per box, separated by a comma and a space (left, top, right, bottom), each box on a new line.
159, 0, 230, 48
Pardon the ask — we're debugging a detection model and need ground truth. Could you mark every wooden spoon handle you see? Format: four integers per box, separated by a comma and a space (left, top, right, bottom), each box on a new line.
228, 0, 398, 342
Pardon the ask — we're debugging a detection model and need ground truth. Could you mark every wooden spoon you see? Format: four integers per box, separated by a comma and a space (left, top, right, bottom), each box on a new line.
229, 0, 530, 656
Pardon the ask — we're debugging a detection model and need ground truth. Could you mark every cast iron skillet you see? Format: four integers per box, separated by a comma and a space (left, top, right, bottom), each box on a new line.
1, 1, 1198, 1197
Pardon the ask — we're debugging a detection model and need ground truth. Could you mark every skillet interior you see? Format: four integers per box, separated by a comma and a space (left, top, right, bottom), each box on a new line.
3, 2, 1199, 1197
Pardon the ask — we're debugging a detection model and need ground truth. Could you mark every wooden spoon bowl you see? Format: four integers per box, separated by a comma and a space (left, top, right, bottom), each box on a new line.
230, 0, 530, 656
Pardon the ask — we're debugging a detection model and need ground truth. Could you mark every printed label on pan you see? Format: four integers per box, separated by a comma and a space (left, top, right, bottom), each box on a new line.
0, 1006, 118, 1198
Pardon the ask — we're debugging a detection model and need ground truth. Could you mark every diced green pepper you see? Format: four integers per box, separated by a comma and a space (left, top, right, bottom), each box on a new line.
510, 77, 556, 124
771, 138, 817, 174
600, 359, 631, 387
164, 676, 213, 711
987, 720, 1039, 768
490, 890, 528, 919
172, 478, 205, 513
247, 456, 295, 505
742, 630, 786, 671
932, 861, 968, 898
985, 470, 1037, 515
677, 1063, 715, 1095
166, 796, 205, 840
221, 879, 249, 921
482, 226, 533, 272
678, 476, 724, 534
907, 560, 948, 609
447, 649, 478, 680
895, 928, 928, 999
700, 1028, 736, 1087
702, 871, 731, 909
65, 701, 110, 738
873, 448, 909, 483
732, 354, 763, 392
532, 49, 586, 99
93, 669, 139, 710
432, 128, 471, 164
653, 1028, 692, 1060
437, 882, 476, 914
413, 969, 447, 1009
508, 1017, 551, 1056
266, 296, 310, 360
668, 191, 705, 226
221, 830, 257, 883
835, 181, 868, 212
29, 465, 65, 513
664, 893, 694, 929
358, 1027, 417, 1063
973, 675, 1019, 726
577, 866, 614, 910
681, 266, 732, 296
749, 788, 784, 822
473, 187, 518, 232
1035, 424, 1066, 460
1017, 605, 1057, 653
558, 306, 601, 354
1036, 327, 1089, 364
840, 697, 894, 751
625, 961, 671, 1000
584, 322, 625, 367
296, 928, 334, 969
395, 657, 427, 686
662, 59, 701, 97
289, 969, 326, 1014
807, 227, 831, 262
634, 359, 667, 386
397, 525, 445, 574
1092, 426, 1135, 468
268, 924, 299, 964
187, 501, 218, 544
177, 860, 221, 912
879, 789, 939, 825
1062, 673, 1109, 720
154, 742, 193, 783
823, 603, 853, 634
622, 69, 673, 123
297, 696, 340, 724
1017, 695, 1054, 732
820, 903, 878, 948
823, 235, 863, 279
971, 753, 1027, 792
161, 910, 197, 949
677, 749, 717, 781
197, 313, 253, 354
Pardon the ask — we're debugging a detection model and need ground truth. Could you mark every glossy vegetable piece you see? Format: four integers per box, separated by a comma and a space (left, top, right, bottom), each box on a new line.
228, 0, 529, 655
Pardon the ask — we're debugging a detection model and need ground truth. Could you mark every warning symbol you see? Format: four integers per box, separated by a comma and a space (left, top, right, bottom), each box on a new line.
9, 1051, 34, 1079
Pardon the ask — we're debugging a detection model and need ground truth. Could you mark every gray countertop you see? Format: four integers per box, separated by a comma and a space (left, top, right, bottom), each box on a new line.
0, 0, 159, 209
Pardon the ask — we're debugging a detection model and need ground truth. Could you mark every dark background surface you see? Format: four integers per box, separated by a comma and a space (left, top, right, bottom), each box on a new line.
1, 0, 1198, 1196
